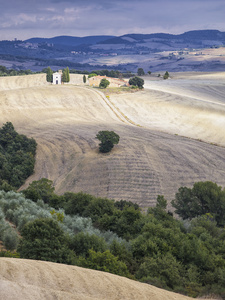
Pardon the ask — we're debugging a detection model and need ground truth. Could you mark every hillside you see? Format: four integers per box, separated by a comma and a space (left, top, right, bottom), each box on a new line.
0, 258, 199, 300
1, 30, 225, 72
1, 73, 225, 207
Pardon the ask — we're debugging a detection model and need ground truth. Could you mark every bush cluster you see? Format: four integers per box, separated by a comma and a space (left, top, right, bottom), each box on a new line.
0, 122, 37, 189
1, 176, 225, 298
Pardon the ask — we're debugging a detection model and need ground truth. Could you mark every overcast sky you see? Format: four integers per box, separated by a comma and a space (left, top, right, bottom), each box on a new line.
1, 0, 225, 40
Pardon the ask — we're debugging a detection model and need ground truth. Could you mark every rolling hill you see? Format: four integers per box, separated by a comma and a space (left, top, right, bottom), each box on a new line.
0, 258, 204, 300
0, 73, 225, 208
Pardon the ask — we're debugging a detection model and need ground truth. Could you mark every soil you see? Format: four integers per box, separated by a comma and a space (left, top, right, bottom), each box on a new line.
0, 258, 200, 300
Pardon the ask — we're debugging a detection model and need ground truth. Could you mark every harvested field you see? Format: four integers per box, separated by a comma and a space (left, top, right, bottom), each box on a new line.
0, 258, 200, 300
0, 73, 225, 207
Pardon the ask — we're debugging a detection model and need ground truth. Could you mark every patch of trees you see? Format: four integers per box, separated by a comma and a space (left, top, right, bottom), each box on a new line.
0, 122, 37, 189
1, 181, 225, 297
172, 181, 225, 227
0, 65, 34, 77
72, 69, 135, 78
129, 76, 144, 89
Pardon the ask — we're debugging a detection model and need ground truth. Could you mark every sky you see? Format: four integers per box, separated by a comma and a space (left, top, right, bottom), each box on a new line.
1, 0, 225, 40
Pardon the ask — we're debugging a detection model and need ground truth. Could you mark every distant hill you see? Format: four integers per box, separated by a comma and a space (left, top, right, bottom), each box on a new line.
25, 35, 115, 46
99, 30, 225, 45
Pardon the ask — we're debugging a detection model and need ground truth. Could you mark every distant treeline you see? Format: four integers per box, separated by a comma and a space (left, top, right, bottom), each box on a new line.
0, 65, 35, 76
0, 64, 135, 78
43, 67, 135, 78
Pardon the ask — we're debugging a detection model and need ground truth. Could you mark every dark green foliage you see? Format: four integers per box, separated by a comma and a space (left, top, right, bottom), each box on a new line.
18, 218, 74, 264
2, 179, 225, 297
83, 74, 86, 83
22, 178, 55, 203
88, 73, 97, 78
163, 71, 169, 79
136, 253, 183, 289
46, 66, 53, 82
69, 232, 107, 257
78, 249, 129, 277
64, 191, 94, 215
137, 68, 145, 76
99, 78, 110, 88
0, 250, 20, 258
128, 76, 144, 88
171, 181, 225, 226
0, 122, 37, 188
62, 67, 70, 83
0, 65, 35, 77
96, 130, 120, 153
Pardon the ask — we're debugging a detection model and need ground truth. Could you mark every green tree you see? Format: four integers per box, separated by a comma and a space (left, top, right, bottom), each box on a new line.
0, 122, 37, 188
88, 73, 97, 78
79, 249, 129, 277
137, 68, 145, 76
17, 218, 74, 264
163, 71, 169, 79
22, 178, 55, 203
129, 76, 144, 89
62, 67, 70, 83
64, 191, 94, 216
69, 232, 107, 258
83, 74, 86, 83
46, 67, 53, 83
147, 71, 152, 75
99, 78, 110, 89
96, 130, 120, 153
171, 181, 225, 226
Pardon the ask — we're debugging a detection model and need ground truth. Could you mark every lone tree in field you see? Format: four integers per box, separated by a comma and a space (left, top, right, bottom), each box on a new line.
163, 71, 169, 79
137, 68, 145, 76
99, 78, 110, 89
129, 76, 144, 89
96, 131, 120, 153
46, 67, 53, 83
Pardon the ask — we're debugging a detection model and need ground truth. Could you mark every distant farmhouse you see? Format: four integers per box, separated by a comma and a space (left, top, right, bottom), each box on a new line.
53, 70, 62, 85
89, 75, 129, 88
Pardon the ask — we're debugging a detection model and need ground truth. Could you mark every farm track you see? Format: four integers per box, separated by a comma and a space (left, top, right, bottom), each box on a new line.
1, 73, 225, 207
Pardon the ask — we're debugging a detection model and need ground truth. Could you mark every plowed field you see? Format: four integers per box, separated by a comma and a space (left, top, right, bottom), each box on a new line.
1, 73, 225, 208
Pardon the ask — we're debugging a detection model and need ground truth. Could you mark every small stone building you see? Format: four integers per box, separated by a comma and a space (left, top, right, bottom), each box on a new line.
53, 70, 62, 85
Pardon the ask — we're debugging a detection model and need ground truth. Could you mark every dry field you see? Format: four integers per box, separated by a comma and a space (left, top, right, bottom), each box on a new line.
0, 258, 201, 300
0, 73, 225, 208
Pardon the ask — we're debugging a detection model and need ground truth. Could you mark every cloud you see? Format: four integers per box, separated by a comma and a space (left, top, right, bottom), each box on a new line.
0, 0, 225, 40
